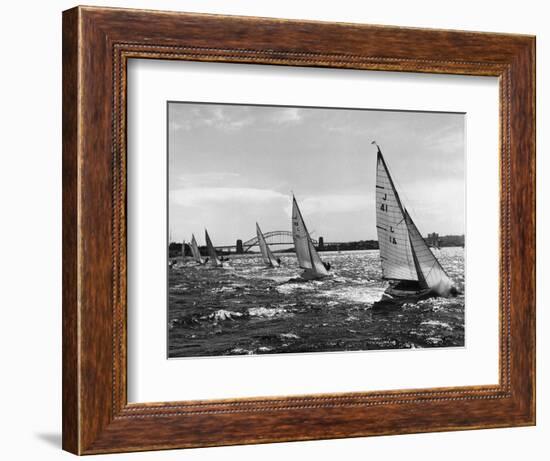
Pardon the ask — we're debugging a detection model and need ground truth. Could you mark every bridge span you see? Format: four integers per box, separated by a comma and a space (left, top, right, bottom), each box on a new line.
213, 230, 322, 254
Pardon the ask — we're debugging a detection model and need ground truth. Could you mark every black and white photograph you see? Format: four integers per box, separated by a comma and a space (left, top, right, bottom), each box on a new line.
2, 0, 542, 458
167, 102, 465, 358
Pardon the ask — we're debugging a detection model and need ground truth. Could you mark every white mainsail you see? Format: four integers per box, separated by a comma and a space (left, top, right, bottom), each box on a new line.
256, 223, 280, 267
374, 144, 453, 293
375, 151, 418, 281
190, 234, 204, 264
204, 229, 222, 267
291, 196, 329, 278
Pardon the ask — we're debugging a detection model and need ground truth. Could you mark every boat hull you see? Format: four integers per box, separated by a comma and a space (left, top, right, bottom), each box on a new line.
300, 269, 329, 281
372, 280, 435, 310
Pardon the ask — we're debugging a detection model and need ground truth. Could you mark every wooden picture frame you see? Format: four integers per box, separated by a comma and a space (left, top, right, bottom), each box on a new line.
62, 5, 535, 455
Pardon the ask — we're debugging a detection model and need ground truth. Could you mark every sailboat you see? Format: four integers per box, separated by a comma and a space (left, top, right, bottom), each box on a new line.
204, 229, 224, 267
291, 195, 330, 280
190, 234, 205, 265
256, 223, 280, 267
373, 142, 456, 306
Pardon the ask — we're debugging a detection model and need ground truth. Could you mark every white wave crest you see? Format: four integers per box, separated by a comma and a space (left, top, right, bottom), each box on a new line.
421, 320, 452, 330
231, 347, 253, 355
275, 283, 317, 294
280, 332, 300, 340
426, 336, 444, 345
248, 307, 291, 318
320, 286, 385, 305
211, 309, 243, 321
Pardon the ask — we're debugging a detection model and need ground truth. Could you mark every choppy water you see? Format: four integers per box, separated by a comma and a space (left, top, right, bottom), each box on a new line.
168, 248, 464, 358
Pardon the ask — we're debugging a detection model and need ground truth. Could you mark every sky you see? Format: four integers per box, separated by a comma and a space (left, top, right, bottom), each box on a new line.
168, 102, 465, 246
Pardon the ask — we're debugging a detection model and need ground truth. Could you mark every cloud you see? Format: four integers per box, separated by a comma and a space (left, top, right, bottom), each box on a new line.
201, 107, 255, 131
169, 104, 306, 136
169, 120, 192, 132
170, 187, 288, 207
287, 194, 371, 216
270, 107, 302, 124
176, 172, 241, 187
170, 106, 255, 132
421, 119, 465, 156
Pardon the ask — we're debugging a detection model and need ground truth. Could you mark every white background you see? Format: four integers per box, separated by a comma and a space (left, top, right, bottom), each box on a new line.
0, 0, 546, 460
128, 60, 499, 402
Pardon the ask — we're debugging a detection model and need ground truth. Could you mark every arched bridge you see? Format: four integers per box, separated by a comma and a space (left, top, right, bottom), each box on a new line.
241, 230, 318, 253
213, 230, 318, 253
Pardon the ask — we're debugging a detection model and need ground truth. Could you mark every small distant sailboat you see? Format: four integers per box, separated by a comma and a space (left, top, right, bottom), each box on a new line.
291, 196, 330, 280
373, 142, 457, 306
190, 234, 205, 265
205, 229, 224, 267
256, 223, 280, 267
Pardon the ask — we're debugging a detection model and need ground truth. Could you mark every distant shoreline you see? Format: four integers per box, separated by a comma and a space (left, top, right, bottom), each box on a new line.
169, 234, 464, 258
169, 246, 464, 261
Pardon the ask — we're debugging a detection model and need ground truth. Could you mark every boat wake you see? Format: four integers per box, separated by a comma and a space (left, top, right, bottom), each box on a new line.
320, 285, 386, 306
